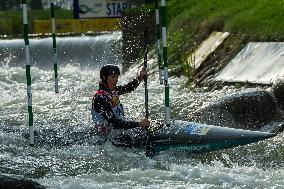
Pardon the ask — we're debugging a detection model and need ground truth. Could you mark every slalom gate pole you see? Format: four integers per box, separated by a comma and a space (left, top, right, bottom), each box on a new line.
51, 3, 59, 93
143, 27, 154, 158
161, 0, 170, 127
155, 0, 163, 84
22, 0, 34, 146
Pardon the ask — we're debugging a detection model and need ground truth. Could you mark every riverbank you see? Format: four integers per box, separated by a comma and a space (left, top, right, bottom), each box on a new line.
166, 0, 284, 87
1, 0, 284, 87
120, 0, 284, 88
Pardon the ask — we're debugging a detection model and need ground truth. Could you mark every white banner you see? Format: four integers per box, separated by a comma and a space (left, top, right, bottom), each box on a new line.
79, 0, 131, 18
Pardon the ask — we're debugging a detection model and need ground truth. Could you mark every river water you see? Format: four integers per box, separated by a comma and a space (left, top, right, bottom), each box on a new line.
0, 33, 284, 189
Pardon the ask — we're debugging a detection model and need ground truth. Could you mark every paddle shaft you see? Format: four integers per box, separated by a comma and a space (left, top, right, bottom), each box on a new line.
144, 34, 149, 119
143, 27, 149, 119
143, 27, 154, 158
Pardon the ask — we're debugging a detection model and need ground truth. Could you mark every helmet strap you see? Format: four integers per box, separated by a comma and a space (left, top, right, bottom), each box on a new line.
101, 76, 109, 86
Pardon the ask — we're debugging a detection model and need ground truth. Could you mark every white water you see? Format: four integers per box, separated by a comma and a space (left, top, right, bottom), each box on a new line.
215, 42, 284, 84
1, 33, 284, 189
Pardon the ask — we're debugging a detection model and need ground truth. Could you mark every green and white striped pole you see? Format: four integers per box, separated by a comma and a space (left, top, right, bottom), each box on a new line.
51, 3, 59, 93
155, 0, 163, 84
161, 0, 170, 127
22, 0, 34, 146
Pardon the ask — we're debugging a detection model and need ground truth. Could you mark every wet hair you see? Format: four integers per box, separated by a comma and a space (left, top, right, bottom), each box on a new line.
100, 65, 120, 82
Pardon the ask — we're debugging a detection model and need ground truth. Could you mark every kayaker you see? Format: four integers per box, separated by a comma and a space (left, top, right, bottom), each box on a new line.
91, 64, 150, 144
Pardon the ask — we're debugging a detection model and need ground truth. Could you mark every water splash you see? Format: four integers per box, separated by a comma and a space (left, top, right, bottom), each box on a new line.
0, 34, 284, 188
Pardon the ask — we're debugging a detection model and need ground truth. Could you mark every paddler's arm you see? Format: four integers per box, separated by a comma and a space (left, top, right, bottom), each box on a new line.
111, 117, 149, 129
116, 67, 147, 95
116, 78, 141, 95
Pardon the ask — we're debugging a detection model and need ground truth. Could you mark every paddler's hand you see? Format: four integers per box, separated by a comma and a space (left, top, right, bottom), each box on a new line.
139, 117, 150, 128
137, 67, 148, 81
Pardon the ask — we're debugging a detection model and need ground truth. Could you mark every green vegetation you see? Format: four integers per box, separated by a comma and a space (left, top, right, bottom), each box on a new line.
0, 10, 22, 35
0, 9, 72, 36
165, 0, 284, 82
167, 0, 284, 38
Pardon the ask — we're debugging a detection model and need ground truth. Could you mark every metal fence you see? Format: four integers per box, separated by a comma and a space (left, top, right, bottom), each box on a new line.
42, 0, 73, 9
0, 0, 73, 10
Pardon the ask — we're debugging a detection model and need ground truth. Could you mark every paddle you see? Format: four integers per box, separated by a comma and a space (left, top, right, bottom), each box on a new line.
144, 27, 149, 119
143, 27, 154, 158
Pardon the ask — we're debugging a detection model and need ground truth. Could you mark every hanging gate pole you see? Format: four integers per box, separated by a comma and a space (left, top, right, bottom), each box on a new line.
155, 0, 163, 84
161, 0, 170, 127
22, 0, 34, 146
51, 3, 59, 93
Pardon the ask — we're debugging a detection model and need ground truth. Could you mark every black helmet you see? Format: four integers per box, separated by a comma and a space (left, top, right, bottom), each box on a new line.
100, 65, 120, 81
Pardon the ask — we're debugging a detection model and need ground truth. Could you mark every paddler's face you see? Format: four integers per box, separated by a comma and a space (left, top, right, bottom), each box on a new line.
106, 74, 118, 90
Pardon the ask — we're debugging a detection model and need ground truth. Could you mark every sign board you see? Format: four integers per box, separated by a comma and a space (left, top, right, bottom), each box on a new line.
79, 0, 132, 18
34, 0, 143, 34
34, 18, 121, 34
